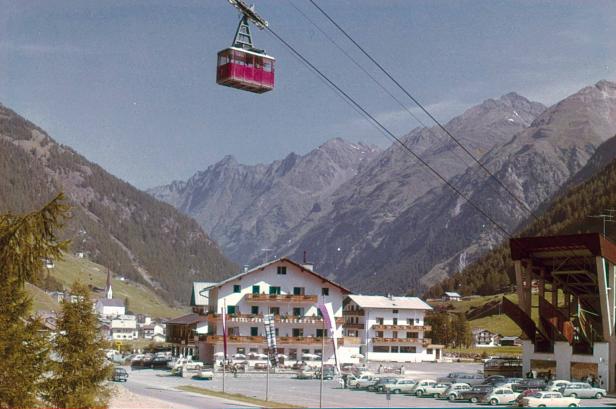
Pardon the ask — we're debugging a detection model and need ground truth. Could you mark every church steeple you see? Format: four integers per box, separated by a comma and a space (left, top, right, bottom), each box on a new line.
106, 269, 113, 300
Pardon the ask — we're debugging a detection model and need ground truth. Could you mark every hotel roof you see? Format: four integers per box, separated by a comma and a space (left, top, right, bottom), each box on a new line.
347, 295, 432, 310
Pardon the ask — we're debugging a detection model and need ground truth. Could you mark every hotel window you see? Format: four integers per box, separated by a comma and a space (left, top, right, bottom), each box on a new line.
400, 346, 416, 353
376, 317, 384, 325
392, 331, 398, 338
293, 307, 304, 317
392, 309, 399, 314
415, 318, 421, 324
393, 318, 398, 325
252, 285, 260, 294
293, 287, 305, 295
250, 347, 258, 353
373, 346, 389, 353
233, 284, 241, 293
227, 305, 236, 314
390, 346, 400, 353
316, 329, 328, 337
406, 332, 418, 339
314, 349, 322, 355
321, 287, 329, 296
407, 318, 414, 325
292, 328, 304, 337
427, 348, 433, 354
302, 349, 310, 354
376, 331, 384, 338
270, 307, 280, 315
269, 286, 281, 295
251, 306, 259, 314
250, 327, 258, 336
277, 266, 287, 275
237, 347, 245, 354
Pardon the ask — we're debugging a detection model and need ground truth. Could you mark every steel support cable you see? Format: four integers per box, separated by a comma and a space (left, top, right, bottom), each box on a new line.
308, 0, 539, 221
265, 25, 512, 239
288, 0, 480, 166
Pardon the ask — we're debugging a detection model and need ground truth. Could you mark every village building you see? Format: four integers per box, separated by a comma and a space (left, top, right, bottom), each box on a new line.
110, 315, 138, 340
442, 291, 461, 301
166, 313, 209, 358
94, 269, 125, 317
343, 294, 443, 362
140, 323, 165, 340
472, 328, 500, 347
504, 233, 616, 391
196, 258, 358, 364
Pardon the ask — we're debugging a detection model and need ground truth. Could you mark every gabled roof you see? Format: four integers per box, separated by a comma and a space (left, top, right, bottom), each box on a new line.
444, 292, 461, 297
347, 295, 432, 310
213, 258, 351, 294
97, 298, 124, 308
191, 281, 217, 306
166, 313, 208, 326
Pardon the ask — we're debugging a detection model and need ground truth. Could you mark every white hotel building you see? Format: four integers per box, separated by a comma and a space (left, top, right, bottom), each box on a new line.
197, 258, 361, 364
343, 295, 443, 362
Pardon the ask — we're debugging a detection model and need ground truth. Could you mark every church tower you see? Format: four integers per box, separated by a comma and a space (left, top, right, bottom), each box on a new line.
106, 269, 113, 300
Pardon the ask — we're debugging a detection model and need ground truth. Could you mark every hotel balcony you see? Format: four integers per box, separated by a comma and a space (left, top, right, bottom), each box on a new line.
372, 337, 431, 346
343, 309, 365, 316
344, 323, 365, 330
208, 313, 344, 325
371, 324, 431, 331
246, 294, 318, 303
203, 335, 331, 345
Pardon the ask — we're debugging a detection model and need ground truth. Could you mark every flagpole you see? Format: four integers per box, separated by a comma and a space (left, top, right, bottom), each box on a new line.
319, 296, 325, 409
266, 354, 270, 401
222, 301, 227, 393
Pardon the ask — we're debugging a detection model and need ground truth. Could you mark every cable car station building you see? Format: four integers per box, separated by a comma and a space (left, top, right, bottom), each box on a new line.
504, 233, 616, 391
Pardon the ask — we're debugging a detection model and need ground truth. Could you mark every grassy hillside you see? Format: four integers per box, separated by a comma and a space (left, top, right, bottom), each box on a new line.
30, 253, 187, 318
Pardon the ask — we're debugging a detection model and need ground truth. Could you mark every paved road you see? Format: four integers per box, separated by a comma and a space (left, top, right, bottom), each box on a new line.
123, 363, 616, 408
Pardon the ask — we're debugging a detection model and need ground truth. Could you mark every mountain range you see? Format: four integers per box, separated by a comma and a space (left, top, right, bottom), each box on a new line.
0, 104, 236, 303
150, 82, 616, 294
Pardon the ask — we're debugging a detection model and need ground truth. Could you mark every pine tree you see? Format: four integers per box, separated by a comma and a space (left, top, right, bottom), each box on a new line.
46, 282, 112, 408
452, 313, 472, 348
0, 194, 68, 408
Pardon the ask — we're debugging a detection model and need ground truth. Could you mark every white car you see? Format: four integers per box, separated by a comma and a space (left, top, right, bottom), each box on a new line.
445, 383, 472, 401
412, 380, 449, 398
348, 373, 375, 388
546, 380, 571, 392
383, 378, 417, 394
481, 387, 519, 406
522, 391, 580, 407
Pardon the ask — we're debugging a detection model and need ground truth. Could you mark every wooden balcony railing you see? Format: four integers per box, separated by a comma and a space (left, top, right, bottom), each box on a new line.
246, 294, 318, 303
203, 335, 348, 345
208, 313, 344, 325
371, 324, 431, 331
343, 309, 365, 316
344, 323, 365, 329
372, 337, 431, 345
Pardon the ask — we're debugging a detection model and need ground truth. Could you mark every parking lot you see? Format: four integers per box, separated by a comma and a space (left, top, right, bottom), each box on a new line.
123, 362, 616, 408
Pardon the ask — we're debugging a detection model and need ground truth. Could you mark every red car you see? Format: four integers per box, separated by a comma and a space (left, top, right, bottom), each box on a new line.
514, 389, 541, 407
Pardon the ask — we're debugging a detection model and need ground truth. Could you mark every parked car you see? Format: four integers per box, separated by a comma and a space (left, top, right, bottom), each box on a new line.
296, 369, 317, 379
192, 369, 214, 380
383, 378, 417, 394
522, 391, 580, 407
318, 365, 335, 380
369, 376, 399, 392
111, 367, 129, 382
481, 387, 519, 406
458, 384, 494, 403
150, 356, 171, 369
348, 373, 375, 388
437, 372, 485, 385
483, 375, 507, 386
444, 383, 472, 401
412, 380, 449, 398
513, 379, 547, 392
546, 380, 570, 392
559, 382, 606, 399
513, 389, 541, 407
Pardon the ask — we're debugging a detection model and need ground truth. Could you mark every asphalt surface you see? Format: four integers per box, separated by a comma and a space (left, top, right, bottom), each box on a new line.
122, 363, 616, 408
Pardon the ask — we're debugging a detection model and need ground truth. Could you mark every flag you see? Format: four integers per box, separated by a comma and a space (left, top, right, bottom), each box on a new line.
318, 301, 340, 374
263, 313, 278, 367
222, 301, 228, 360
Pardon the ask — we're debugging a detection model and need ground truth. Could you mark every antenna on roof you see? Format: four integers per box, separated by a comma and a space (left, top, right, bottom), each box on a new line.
588, 211, 616, 236
303, 250, 307, 264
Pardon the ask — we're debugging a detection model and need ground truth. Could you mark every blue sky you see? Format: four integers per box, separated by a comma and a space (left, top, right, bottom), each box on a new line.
1, 0, 615, 188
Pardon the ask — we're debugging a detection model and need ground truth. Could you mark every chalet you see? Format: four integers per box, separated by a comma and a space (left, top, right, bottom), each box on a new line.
442, 292, 461, 301
472, 328, 499, 347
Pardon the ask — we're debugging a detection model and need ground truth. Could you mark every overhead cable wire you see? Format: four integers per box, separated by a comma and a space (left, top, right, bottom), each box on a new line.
308, 0, 539, 221
265, 25, 513, 239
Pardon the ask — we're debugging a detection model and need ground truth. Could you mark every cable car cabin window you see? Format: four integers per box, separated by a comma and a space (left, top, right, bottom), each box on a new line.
263, 60, 272, 73
244, 54, 254, 67
218, 51, 231, 66
232, 51, 245, 66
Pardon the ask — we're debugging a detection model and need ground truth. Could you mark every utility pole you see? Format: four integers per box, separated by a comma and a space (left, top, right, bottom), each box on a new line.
588, 212, 616, 236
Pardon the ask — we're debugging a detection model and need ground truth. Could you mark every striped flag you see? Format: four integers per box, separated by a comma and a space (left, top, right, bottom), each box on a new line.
317, 301, 340, 374
222, 301, 228, 360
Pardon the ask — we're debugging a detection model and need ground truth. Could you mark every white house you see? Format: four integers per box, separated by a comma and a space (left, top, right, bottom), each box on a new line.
141, 323, 165, 340
473, 328, 499, 347
442, 292, 461, 301
198, 258, 358, 365
95, 298, 125, 317
343, 294, 443, 362
111, 315, 138, 340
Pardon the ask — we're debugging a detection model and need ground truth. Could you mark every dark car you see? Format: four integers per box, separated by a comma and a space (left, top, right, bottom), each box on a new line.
437, 372, 485, 385
458, 385, 494, 403
111, 367, 129, 382
512, 378, 547, 392
369, 377, 399, 392
150, 356, 171, 369
483, 375, 507, 386
317, 365, 335, 380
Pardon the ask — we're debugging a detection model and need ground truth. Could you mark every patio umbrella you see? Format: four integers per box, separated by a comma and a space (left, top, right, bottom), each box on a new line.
351, 353, 364, 359
276, 354, 288, 359
213, 351, 225, 358
302, 353, 319, 359
233, 353, 246, 359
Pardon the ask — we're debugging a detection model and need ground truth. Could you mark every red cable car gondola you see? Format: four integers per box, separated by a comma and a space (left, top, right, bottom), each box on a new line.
217, 1, 274, 94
